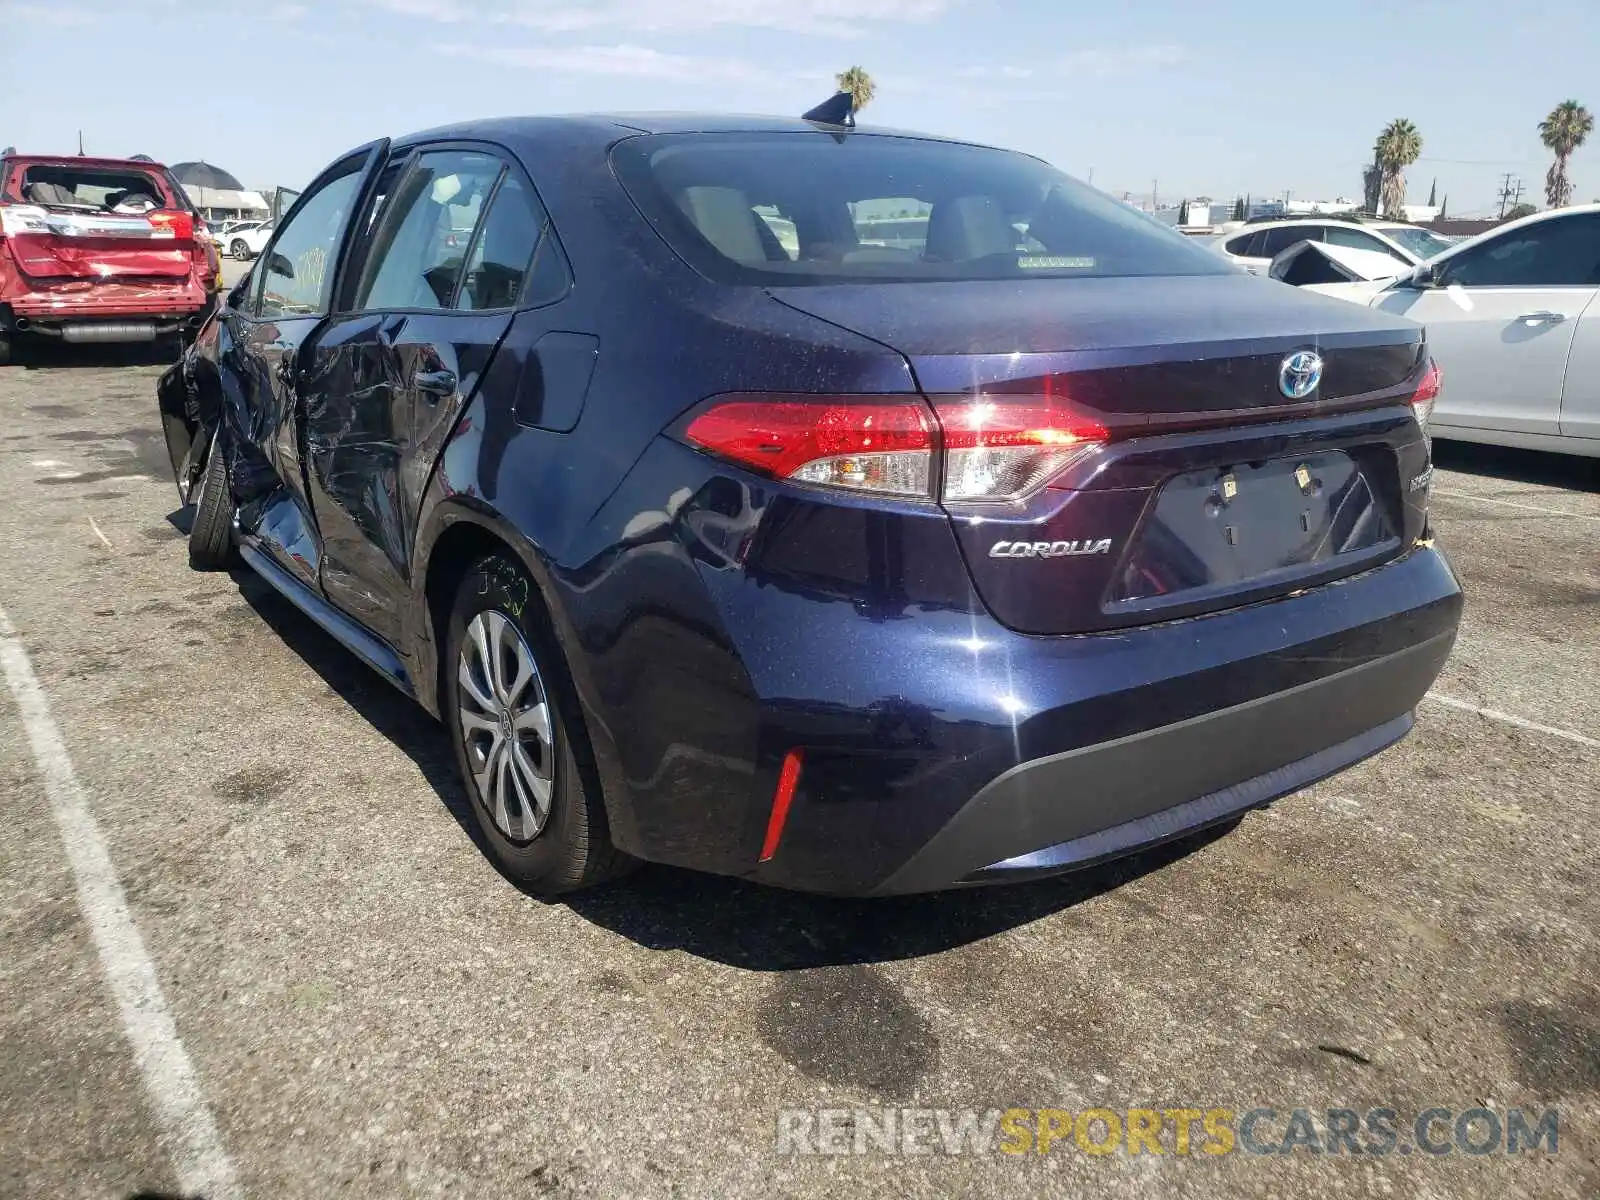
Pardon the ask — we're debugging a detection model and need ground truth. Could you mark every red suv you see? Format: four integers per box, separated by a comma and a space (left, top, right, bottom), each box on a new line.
0, 153, 219, 364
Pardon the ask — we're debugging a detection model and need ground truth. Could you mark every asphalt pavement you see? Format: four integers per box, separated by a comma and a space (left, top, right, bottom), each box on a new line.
0, 338, 1596, 1199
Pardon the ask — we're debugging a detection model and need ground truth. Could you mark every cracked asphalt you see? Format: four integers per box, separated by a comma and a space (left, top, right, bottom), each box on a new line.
1, 311, 1596, 1197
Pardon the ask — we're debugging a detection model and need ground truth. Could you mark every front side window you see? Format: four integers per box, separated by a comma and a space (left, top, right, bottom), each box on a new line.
353, 150, 504, 311
1441, 215, 1600, 288
612, 132, 1230, 285
256, 162, 365, 319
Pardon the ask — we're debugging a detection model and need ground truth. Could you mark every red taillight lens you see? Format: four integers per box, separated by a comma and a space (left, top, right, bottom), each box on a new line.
1411, 359, 1441, 435
148, 209, 195, 240
685, 397, 935, 497
933, 399, 1109, 502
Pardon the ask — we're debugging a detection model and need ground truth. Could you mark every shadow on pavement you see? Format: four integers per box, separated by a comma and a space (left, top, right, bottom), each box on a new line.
1433, 438, 1599, 493
230, 563, 1237, 970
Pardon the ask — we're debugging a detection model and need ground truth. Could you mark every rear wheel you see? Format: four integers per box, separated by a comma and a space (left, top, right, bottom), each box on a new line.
187, 429, 236, 570
0, 334, 11, 366
444, 555, 633, 894
230, 238, 249, 260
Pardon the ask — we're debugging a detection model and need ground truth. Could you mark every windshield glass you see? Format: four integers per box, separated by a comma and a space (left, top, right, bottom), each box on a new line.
612, 132, 1231, 285
1382, 226, 1453, 260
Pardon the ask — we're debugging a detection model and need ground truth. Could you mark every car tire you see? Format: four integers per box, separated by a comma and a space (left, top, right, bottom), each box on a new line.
0, 334, 10, 366
444, 555, 634, 895
187, 429, 236, 570
230, 239, 249, 260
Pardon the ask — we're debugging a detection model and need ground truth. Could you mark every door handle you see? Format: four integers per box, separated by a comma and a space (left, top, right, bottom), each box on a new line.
1517, 311, 1567, 326
413, 367, 457, 399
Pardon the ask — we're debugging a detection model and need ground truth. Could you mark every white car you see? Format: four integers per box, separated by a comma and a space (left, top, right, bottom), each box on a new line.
1314, 204, 1600, 457
225, 222, 273, 260
1211, 219, 1454, 275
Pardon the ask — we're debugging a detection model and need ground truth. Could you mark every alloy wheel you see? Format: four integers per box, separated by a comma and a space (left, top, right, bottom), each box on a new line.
457, 610, 555, 842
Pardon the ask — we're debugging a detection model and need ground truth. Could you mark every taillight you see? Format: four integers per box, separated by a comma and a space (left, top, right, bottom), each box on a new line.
685, 397, 934, 496
0, 204, 50, 238
932, 399, 1109, 502
1410, 359, 1441, 436
682, 394, 1110, 502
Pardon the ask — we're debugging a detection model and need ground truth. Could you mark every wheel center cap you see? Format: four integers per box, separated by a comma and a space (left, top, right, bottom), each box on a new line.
497, 710, 513, 740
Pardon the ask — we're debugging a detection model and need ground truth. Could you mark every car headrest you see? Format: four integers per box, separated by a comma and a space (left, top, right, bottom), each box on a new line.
677, 186, 766, 264
925, 194, 1016, 262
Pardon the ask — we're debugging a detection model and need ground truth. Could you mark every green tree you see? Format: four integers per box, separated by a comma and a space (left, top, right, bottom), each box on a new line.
836, 66, 876, 114
1538, 99, 1594, 208
1374, 119, 1423, 218
1231, 196, 1245, 221
1505, 202, 1538, 220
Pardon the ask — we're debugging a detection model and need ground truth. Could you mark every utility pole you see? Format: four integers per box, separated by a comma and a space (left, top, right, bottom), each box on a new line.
1496, 173, 1525, 218
1151, 179, 1158, 212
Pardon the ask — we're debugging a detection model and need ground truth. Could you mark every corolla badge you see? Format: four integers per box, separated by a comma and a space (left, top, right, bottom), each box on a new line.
989, 539, 1113, 559
1279, 350, 1324, 400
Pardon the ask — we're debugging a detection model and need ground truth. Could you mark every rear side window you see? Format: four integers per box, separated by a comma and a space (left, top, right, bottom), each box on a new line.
1255, 226, 1321, 258
458, 173, 547, 311
1224, 232, 1262, 257
612, 132, 1230, 285
354, 151, 504, 311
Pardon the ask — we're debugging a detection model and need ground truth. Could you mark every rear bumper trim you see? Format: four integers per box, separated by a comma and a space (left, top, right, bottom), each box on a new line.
870, 627, 1454, 895
959, 712, 1410, 886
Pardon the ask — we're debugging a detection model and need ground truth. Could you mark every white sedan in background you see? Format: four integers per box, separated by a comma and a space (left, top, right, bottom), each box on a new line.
1211, 218, 1453, 275
1306, 205, 1600, 457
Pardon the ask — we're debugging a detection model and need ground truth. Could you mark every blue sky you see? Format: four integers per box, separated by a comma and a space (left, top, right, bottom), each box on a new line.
4, 0, 1596, 216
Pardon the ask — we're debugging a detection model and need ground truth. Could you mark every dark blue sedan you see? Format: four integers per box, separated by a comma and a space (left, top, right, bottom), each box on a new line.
157, 107, 1461, 895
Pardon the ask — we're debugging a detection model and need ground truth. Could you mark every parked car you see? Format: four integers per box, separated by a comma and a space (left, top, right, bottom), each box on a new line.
227, 222, 274, 260
214, 218, 267, 242
0, 152, 218, 362
1211, 218, 1454, 275
157, 113, 1461, 896
1292, 204, 1600, 457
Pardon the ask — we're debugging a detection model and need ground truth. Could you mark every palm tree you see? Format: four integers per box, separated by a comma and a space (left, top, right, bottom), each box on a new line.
836, 66, 876, 115
1539, 99, 1594, 209
1374, 119, 1423, 219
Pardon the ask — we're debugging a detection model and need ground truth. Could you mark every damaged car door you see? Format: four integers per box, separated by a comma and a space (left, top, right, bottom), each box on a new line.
223, 142, 387, 590
295, 146, 532, 644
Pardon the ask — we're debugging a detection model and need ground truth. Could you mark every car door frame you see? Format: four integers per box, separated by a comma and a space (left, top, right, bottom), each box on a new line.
299, 136, 565, 647
223, 137, 393, 587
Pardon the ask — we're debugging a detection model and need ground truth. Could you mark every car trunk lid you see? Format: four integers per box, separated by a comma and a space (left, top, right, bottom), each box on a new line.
2, 204, 198, 281
771, 274, 1433, 634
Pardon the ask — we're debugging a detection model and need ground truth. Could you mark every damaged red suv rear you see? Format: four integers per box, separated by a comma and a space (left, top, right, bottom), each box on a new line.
0, 153, 219, 364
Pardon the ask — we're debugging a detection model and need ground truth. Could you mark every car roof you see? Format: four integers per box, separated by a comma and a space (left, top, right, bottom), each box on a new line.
390, 113, 990, 154
1, 153, 171, 170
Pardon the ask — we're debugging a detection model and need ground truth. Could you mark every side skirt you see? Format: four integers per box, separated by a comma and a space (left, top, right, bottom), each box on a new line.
238, 541, 415, 698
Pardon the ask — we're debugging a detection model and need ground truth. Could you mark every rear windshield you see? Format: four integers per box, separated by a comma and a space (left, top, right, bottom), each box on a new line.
611, 132, 1230, 285
4, 163, 175, 212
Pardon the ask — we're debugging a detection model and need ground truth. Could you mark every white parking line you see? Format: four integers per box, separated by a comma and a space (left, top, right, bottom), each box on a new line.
1425, 692, 1600, 750
0, 605, 242, 1200
1432, 489, 1600, 523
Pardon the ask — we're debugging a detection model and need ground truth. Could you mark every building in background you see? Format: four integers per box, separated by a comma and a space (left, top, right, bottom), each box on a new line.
169, 160, 269, 222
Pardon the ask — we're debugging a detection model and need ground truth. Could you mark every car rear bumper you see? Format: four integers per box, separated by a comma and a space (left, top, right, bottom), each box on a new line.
2, 282, 211, 331
869, 631, 1447, 894
654, 543, 1462, 897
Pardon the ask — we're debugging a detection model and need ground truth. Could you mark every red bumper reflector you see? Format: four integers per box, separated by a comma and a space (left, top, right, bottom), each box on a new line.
758, 749, 805, 863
